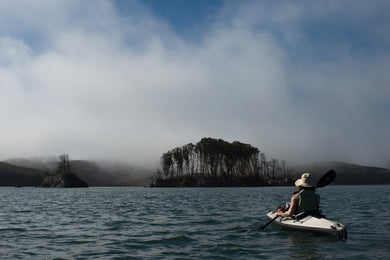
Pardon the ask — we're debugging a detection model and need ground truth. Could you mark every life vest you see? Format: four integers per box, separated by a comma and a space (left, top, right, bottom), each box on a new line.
297, 188, 318, 212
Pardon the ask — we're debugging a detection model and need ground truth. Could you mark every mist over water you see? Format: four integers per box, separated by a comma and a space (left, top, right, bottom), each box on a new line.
0, 186, 388, 259
1, 1, 390, 168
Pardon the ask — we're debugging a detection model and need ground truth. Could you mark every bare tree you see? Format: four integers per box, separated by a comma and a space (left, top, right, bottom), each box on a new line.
57, 154, 71, 175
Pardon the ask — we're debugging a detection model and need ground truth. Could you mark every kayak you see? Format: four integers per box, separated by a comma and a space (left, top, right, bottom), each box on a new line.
266, 210, 347, 239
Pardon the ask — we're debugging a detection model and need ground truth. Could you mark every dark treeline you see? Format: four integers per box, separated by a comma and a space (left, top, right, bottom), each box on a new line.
155, 137, 294, 184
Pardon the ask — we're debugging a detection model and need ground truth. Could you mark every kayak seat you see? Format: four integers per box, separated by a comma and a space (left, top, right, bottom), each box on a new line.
294, 210, 325, 220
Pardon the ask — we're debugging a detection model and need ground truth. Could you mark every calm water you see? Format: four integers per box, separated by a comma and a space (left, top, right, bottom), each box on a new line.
0, 185, 389, 259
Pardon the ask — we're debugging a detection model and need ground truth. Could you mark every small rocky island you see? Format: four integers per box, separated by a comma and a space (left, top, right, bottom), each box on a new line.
41, 155, 88, 188
151, 137, 294, 187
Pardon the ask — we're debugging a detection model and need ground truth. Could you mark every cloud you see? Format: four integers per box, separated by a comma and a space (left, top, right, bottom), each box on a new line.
0, 0, 389, 168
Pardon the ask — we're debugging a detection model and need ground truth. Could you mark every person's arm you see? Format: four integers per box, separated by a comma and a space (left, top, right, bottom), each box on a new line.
277, 194, 298, 218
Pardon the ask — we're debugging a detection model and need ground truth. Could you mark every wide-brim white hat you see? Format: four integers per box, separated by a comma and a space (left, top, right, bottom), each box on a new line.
295, 173, 315, 188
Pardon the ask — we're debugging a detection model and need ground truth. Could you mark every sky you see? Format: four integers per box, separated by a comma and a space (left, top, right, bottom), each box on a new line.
0, 0, 389, 168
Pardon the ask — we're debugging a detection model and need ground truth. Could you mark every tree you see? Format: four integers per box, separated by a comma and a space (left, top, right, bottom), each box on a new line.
183, 143, 196, 175
281, 160, 287, 178
57, 154, 71, 175
270, 159, 278, 178
161, 152, 173, 179
172, 147, 184, 177
260, 153, 266, 177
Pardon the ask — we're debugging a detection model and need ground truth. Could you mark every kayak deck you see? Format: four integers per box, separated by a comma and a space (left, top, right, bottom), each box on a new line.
266, 211, 347, 239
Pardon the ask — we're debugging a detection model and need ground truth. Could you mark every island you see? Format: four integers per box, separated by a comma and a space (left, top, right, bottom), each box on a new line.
151, 137, 294, 187
41, 155, 88, 188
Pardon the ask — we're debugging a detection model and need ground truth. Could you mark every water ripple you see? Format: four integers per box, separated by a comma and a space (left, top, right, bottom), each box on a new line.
0, 186, 389, 259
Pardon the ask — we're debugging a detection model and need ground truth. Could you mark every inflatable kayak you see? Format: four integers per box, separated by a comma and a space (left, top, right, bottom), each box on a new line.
266, 210, 347, 239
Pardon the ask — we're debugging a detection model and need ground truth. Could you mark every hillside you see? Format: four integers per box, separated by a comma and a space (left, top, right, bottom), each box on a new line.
70, 160, 152, 186
292, 161, 390, 185
0, 162, 45, 186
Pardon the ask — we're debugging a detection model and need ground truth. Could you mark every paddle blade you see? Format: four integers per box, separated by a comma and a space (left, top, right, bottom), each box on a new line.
316, 170, 336, 188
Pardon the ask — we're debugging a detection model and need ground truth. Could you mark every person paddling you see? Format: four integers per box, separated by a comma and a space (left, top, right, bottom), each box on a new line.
276, 173, 320, 218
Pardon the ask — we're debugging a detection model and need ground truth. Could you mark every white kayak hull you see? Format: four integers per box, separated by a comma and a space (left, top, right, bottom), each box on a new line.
266, 211, 347, 239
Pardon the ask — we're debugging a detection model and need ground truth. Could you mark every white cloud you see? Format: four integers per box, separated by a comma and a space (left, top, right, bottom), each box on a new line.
0, 0, 389, 168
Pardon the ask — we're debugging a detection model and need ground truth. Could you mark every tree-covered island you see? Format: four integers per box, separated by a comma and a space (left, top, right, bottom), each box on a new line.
151, 137, 295, 187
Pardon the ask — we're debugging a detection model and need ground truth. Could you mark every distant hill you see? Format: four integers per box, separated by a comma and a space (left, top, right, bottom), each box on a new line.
5, 157, 58, 171
291, 161, 390, 185
0, 162, 45, 186
1, 159, 152, 187
70, 160, 152, 186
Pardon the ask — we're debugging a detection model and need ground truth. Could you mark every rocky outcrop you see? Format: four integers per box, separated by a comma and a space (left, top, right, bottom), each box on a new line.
41, 173, 88, 188
40, 155, 88, 188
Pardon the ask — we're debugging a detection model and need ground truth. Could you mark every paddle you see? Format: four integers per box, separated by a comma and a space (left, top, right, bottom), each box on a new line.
258, 215, 279, 230
258, 170, 336, 230
315, 169, 336, 188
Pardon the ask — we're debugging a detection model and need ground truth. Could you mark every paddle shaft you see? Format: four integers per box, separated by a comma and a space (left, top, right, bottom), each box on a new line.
259, 215, 279, 230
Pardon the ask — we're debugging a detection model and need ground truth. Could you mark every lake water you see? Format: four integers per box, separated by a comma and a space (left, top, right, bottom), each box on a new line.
0, 185, 389, 259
